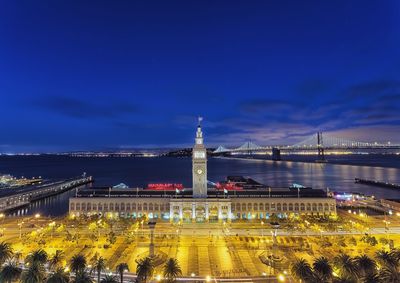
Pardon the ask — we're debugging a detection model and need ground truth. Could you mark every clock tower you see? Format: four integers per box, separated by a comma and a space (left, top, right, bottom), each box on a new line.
192, 117, 207, 198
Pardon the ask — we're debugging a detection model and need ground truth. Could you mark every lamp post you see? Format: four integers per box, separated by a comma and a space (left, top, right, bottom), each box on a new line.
34, 213, 40, 228
261, 221, 264, 237
148, 221, 156, 258
18, 221, 24, 239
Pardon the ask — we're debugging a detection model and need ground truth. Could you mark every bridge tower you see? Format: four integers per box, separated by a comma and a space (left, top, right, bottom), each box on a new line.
272, 147, 281, 161
317, 132, 326, 162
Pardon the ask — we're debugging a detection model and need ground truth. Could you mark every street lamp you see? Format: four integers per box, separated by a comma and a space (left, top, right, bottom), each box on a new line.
277, 274, 286, 282
261, 221, 264, 237
148, 221, 156, 258
18, 221, 24, 239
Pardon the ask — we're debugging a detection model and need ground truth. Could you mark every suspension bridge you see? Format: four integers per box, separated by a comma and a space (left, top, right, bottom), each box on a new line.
213, 132, 400, 161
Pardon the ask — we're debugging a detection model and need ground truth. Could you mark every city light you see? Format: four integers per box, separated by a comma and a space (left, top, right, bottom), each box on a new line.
277, 274, 286, 282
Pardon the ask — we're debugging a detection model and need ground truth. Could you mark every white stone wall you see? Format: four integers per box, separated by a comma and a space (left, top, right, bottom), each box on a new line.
69, 196, 336, 220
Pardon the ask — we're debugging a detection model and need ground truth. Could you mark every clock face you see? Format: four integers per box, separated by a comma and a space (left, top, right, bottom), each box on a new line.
194, 151, 206, 159
197, 169, 203, 175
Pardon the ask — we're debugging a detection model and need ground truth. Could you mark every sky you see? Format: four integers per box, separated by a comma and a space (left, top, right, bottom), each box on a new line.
1, 1, 400, 152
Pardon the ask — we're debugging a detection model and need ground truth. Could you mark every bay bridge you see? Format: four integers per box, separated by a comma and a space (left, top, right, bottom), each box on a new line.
213, 132, 400, 161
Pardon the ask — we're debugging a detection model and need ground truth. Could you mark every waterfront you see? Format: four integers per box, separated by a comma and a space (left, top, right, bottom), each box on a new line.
0, 155, 399, 217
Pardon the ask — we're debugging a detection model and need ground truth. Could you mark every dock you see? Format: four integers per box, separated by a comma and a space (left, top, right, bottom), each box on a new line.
0, 176, 93, 212
355, 178, 400, 190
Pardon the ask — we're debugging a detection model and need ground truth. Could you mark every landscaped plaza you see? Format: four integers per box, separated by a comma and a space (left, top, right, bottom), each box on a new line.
1, 208, 400, 282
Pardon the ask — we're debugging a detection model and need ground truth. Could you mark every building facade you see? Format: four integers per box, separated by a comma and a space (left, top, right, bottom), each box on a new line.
69, 120, 336, 221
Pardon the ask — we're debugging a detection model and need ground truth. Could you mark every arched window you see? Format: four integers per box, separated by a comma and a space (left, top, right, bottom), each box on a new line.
143, 203, 148, 211
282, 203, 287, 211
247, 203, 252, 210
236, 203, 241, 211
109, 203, 113, 211
70, 203, 75, 210
277, 203, 281, 211
126, 203, 131, 211
300, 203, 305, 211
253, 203, 258, 210
155, 204, 159, 211
288, 203, 293, 211
104, 204, 108, 210
318, 203, 323, 211
149, 203, 154, 211
259, 203, 264, 210
294, 203, 299, 211
121, 203, 125, 211
242, 203, 246, 211
324, 203, 329, 211
138, 204, 142, 210
312, 203, 317, 211
307, 203, 311, 211
81, 203, 86, 211
265, 203, 270, 210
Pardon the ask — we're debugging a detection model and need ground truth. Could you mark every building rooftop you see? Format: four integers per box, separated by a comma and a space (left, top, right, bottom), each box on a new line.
75, 187, 328, 199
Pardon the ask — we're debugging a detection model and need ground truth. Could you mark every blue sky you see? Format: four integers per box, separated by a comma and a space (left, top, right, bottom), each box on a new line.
1, 1, 400, 152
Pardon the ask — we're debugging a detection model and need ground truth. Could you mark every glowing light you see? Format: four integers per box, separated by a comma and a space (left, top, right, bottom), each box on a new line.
277, 274, 286, 282
206, 275, 211, 282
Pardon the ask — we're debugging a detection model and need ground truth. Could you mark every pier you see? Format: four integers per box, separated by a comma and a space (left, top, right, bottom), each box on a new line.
355, 178, 400, 190
0, 176, 93, 212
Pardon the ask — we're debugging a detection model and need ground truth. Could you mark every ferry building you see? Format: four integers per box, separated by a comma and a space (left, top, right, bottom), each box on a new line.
69, 121, 336, 221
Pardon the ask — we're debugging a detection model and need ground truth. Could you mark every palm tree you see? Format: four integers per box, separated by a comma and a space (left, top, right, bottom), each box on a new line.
378, 266, 400, 283
100, 275, 118, 283
115, 263, 129, 283
26, 249, 48, 266
354, 255, 376, 278
376, 250, 398, 268
13, 251, 22, 263
291, 258, 314, 282
49, 250, 65, 271
73, 271, 94, 283
91, 256, 106, 283
333, 254, 359, 281
362, 272, 381, 283
21, 262, 46, 283
0, 260, 22, 283
163, 258, 182, 283
0, 241, 13, 265
135, 257, 154, 283
313, 256, 332, 282
46, 267, 70, 283
70, 254, 87, 276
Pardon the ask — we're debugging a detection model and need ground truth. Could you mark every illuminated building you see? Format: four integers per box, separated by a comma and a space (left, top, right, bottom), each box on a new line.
69, 119, 336, 221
